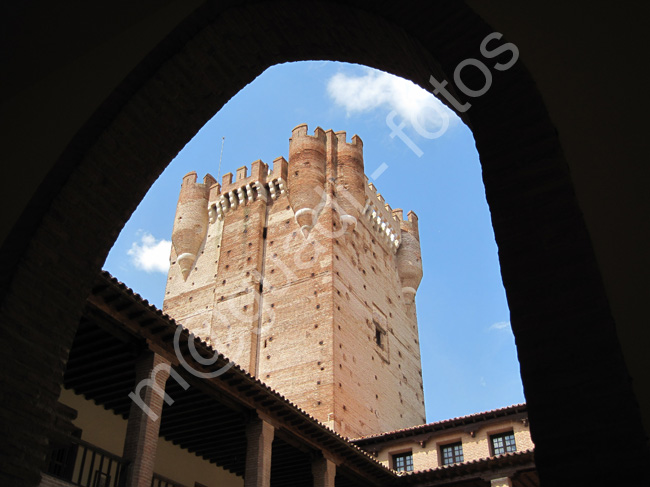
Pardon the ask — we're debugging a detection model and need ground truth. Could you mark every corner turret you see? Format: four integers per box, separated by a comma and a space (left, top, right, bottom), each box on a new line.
396, 210, 423, 305
334, 131, 365, 232
171, 172, 214, 280
287, 124, 327, 237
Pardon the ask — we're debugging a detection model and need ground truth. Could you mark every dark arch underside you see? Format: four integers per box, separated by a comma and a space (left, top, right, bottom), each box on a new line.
0, 2, 647, 486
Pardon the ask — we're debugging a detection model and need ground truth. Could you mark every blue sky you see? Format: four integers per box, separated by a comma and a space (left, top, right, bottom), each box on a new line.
104, 61, 524, 423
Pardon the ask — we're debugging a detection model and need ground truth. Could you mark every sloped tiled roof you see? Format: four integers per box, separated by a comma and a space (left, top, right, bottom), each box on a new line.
352, 403, 527, 445
399, 449, 536, 485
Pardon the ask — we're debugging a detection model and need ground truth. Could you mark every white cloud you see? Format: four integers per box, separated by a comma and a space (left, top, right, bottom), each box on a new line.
480, 376, 487, 387
326, 68, 459, 135
127, 232, 171, 273
489, 321, 511, 331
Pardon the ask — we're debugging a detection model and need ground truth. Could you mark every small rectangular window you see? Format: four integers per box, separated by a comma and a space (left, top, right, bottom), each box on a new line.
490, 431, 517, 455
440, 441, 464, 465
374, 321, 386, 349
392, 452, 413, 472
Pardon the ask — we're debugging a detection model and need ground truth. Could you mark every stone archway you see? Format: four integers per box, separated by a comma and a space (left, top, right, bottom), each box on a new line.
0, 2, 646, 486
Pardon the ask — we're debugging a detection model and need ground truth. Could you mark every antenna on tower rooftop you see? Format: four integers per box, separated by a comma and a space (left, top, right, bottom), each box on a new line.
218, 136, 225, 181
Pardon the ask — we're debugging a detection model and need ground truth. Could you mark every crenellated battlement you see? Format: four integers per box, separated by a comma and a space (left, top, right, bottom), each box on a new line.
291, 123, 327, 142
334, 130, 363, 149
176, 125, 418, 255
403, 210, 420, 239
218, 157, 287, 195
207, 157, 288, 223
362, 178, 402, 253
290, 124, 363, 154
180, 171, 217, 195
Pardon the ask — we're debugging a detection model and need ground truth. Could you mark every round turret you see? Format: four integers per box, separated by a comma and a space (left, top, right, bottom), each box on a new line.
171, 172, 212, 280
287, 124, 327, 237
335, 131, 365, 232
396, 211, 423, 304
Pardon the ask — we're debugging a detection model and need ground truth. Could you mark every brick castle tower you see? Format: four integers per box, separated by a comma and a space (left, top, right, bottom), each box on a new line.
162, 124, 425, 438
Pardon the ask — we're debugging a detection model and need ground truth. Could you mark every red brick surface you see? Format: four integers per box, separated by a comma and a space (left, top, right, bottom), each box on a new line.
123, 352, 171, 487
164, 126, 425, 438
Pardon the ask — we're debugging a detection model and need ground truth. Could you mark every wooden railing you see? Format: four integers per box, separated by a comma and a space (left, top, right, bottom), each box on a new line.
46, 438, 186, 487
47, 438, 128, 487
151, 473, 187, 487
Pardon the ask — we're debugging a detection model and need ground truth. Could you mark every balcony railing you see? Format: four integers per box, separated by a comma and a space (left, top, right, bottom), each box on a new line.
151, 473, 187, 487
47, 438, 128, 487
46, 438, 186, 487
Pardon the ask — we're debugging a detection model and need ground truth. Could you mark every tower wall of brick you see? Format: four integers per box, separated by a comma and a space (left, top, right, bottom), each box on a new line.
163, 125, 424, 438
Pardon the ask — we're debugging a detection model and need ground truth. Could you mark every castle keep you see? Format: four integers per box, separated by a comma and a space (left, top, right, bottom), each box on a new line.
163, 124, 425, 438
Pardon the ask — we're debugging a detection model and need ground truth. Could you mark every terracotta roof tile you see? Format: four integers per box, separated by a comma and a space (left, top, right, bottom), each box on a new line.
352, 403, 527, 443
